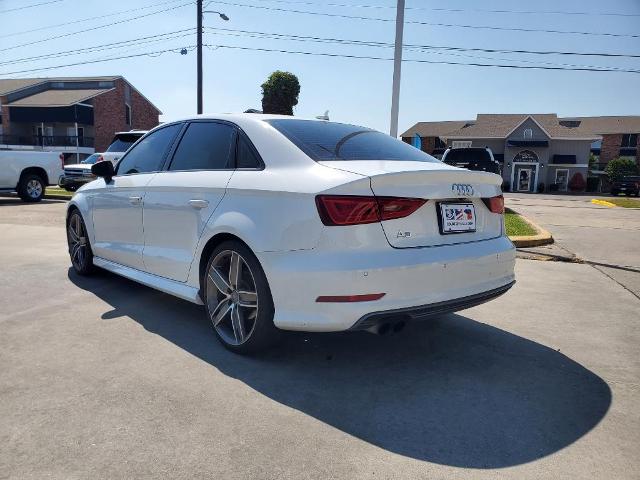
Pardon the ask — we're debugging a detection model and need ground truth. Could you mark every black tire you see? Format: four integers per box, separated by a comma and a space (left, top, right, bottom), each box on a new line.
66, 210, 94, 275
203, 240, 279, 354
18, 173, 45, 202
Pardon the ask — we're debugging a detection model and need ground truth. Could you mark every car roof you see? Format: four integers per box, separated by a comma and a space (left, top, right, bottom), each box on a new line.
158, 113, 331, 130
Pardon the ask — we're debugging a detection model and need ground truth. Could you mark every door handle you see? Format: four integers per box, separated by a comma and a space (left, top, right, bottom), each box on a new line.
188, 199, 209, 209
129, 196, 142, 206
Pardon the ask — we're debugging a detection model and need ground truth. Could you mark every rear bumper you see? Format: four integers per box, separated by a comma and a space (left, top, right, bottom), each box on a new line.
350, 280, 515, 330
257, 235, 516, 332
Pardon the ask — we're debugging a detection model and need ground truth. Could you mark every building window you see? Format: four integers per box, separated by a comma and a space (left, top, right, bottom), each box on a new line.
523, 128, 533, 139
434, 137, 446, 149
125, 103, 132, 126
621, 134, 638, 148
452, 141, 472, 149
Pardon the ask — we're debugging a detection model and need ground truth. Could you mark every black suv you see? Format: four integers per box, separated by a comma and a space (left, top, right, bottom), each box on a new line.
441, 147, 501, 175
611, 176, 640, 196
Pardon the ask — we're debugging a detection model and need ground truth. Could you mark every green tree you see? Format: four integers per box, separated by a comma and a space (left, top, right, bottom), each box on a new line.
604, 157, 639, 182
261, 71, 300, 115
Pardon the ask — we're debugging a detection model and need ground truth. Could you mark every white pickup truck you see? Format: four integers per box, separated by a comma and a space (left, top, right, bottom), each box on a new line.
0, 150, 63, 202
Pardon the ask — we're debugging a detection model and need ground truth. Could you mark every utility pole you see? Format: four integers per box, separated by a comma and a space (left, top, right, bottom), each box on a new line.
197, 0, 203, 114
389, 0, 405, 138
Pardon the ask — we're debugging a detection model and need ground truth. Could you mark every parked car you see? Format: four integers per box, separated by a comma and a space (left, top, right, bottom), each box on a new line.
58, 153, 106, 191
58, 131, 147, 191
0, 150, 63, 202
610, 176, 640, 197
66, 114, 516, 353
101, 130, 147, 164
441, 147, 501, 175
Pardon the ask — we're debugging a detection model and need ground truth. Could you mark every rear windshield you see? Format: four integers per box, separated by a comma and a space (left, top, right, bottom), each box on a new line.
106, 134, 143, 153
443, 148, 500, 174
265, 119, 439, 162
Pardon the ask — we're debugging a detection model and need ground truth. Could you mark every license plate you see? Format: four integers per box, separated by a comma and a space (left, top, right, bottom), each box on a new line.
439, 203, 476, 234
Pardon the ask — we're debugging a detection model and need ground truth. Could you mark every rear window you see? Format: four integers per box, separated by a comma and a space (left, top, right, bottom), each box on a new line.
106, 133, 144, 153
443, 148, 500, 174
265, 119, 439, 162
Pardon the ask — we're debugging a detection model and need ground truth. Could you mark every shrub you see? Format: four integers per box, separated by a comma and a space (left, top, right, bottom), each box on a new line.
604, 157, 639, 182
568, 172, 586, 192
502, 181, 510, 192
537, 182, 545, 193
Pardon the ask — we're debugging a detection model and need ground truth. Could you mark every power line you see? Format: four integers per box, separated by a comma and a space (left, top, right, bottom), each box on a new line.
0, 0, 189, 39
0, 1, 193, 52
249, 0, 640, 18
207, 26, 640, 59
0, 47, 195, 77
202, 44, 640, 73
0, 29, 197, 66
2, 43, 638, 78
205, 29, 635, 71
0, 0, 62, 14
205, 1, 640, 38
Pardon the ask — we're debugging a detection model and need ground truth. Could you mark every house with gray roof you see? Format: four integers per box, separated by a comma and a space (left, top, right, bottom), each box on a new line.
0, 76, 161, 161
401, 114, 639, 193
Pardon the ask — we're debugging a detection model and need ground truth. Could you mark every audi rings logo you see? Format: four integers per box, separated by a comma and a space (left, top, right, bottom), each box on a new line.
451, 183, 474, 196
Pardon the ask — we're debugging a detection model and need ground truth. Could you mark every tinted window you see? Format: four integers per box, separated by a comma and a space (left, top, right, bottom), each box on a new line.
266, 119, 439, 162
169, 122, 235, 171
116, 124, 181, 175
236, 134, 261, 169
443, 148, 500, 174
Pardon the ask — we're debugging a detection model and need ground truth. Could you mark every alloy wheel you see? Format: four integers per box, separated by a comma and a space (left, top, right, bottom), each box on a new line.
67, 213, 88, 270
206, 250, 259, 346
26, 179, 43, 199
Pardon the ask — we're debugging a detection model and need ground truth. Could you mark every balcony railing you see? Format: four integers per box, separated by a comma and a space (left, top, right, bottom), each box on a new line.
0, 134, 95, 148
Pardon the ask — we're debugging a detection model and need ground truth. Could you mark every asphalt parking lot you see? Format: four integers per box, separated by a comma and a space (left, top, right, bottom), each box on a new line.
1, 196, 638, 479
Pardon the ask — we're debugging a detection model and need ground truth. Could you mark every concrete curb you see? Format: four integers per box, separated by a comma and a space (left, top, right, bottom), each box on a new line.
507, 210, 554, 248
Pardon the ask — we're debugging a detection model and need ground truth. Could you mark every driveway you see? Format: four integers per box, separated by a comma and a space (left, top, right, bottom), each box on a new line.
505, 193, 640, 299
1, 197, 638, 479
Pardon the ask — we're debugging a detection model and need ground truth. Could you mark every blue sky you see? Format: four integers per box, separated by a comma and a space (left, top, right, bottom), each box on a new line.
0, 0, 638, 134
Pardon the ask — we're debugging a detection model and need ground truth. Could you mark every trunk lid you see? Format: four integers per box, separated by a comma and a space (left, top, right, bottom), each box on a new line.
319, 160, 504, 248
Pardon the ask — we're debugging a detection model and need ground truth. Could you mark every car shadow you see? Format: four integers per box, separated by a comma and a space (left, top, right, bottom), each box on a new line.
0, 196, 67, 206
68, 268, 611, 469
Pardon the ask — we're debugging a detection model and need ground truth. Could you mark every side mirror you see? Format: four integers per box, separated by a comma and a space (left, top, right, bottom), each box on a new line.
91, 160, 115, 183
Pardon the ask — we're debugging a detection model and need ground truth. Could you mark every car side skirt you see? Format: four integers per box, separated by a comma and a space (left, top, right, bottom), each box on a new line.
93, 256, 204, 305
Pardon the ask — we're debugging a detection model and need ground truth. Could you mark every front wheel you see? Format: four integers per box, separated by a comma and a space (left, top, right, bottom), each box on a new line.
67, 210, 94, 275
203, 241, 279, 354
18, 174, 45, 202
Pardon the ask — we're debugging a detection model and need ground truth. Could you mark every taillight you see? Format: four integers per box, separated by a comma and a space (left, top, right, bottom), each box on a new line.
59, 153, 64, 169
315, 195, 426, 226
482, 195, 504, 214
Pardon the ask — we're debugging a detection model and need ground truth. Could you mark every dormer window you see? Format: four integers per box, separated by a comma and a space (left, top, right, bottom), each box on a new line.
523, 128, 533, 140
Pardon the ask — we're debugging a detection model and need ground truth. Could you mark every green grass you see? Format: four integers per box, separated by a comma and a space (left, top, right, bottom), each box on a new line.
45, 187, 73, 198
603, 197, 640, 208
505, 211, 537, 237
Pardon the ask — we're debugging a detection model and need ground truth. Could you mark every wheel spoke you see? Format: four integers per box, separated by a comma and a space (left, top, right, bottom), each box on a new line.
68, 226, 79, 242
208, 267, 230, 295
72, 243, 82, 263
231, 306, 246, 343
229, 252, 241, 289
237, 290, 257, 308
210, 298, 232, 326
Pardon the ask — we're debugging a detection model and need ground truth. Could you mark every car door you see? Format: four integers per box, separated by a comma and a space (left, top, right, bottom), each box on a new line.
91, 123, 182, 269
141, 121, 238, 282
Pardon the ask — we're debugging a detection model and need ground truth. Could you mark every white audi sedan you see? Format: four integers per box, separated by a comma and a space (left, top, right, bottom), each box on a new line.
66, 114, 515, 353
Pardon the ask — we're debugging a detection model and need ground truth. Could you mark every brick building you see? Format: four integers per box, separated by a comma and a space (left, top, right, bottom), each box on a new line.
0, 76, 161, 162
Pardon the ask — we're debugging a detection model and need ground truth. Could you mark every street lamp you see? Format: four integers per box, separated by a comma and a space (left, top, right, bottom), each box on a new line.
197, 0, 230, 114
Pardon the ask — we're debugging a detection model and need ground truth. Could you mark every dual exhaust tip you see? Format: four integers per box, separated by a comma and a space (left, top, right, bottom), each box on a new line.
366, 319, 407, 335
